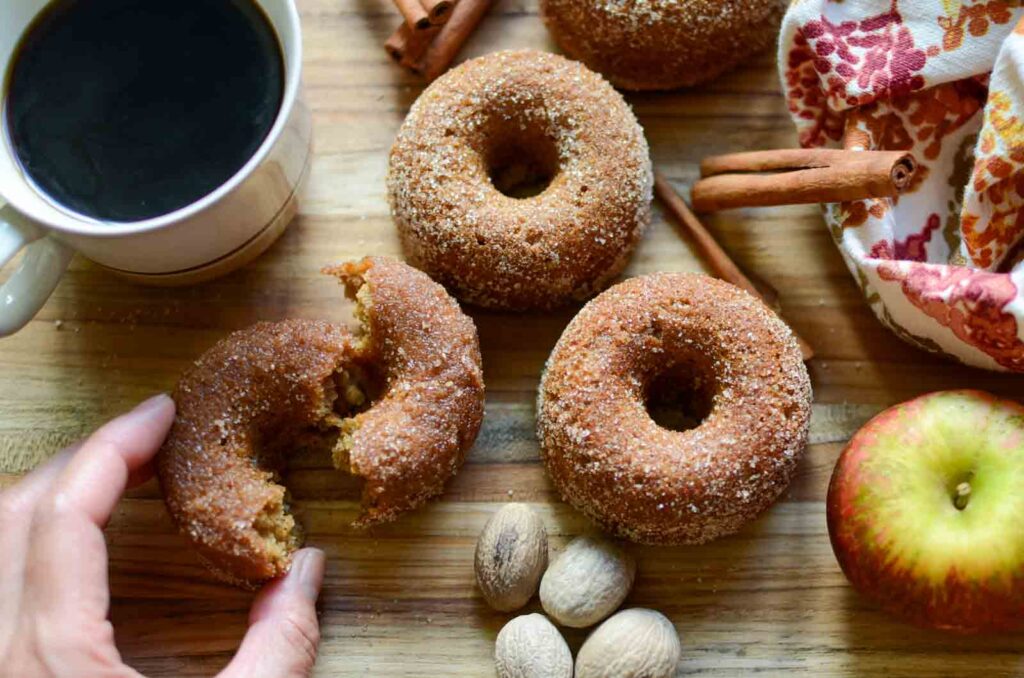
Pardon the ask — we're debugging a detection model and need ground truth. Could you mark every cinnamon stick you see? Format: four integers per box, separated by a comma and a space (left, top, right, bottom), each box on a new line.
422, 0, 455, 24
410, 0, 493, 81
691, 149, 917, 212
385, 23, 440, 65
384, 25, 409, 62
392, 0, 431, 31
654, 172, 814, 361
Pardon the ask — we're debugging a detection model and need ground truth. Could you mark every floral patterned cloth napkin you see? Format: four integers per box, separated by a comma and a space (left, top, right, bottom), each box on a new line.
780, 0, 1024, 371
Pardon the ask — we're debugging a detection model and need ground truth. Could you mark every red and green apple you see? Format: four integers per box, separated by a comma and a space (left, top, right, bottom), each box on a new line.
828, 389, 1024, 632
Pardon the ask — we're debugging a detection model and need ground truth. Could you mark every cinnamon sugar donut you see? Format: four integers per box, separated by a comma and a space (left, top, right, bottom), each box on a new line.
540, 0, 786, 91
158, 256, 484, 586
537, 273, 811, 544
388, 49, 652, 311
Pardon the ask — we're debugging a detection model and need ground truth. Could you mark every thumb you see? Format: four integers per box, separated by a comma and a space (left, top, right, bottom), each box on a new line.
218, 548, 326, 678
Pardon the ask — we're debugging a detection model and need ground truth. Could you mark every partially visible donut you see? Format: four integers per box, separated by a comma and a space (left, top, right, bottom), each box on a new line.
540, 0, 786, 91
537, 273, 811, 544
158, 257, 485, 586
388, 49, 652, 311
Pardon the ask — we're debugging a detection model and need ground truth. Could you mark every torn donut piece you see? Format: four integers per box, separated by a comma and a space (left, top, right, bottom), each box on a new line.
157, 257, 485, 587
323, 256, 486, 526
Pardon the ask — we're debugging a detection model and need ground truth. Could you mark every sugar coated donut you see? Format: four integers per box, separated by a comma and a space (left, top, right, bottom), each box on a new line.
537, 273, 811, 544
540, 0, 786, 91
388, 49, 652, 311
158, 256, 484, 586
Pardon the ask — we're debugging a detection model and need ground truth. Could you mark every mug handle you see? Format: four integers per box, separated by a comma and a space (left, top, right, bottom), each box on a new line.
0, 204, 74, 337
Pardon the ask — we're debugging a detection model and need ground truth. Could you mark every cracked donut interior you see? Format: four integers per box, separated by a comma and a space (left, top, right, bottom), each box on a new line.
250, 274, 382, 568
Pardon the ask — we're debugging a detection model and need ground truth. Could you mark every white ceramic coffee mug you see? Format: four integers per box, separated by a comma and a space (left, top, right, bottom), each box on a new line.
0, 0, 312, 336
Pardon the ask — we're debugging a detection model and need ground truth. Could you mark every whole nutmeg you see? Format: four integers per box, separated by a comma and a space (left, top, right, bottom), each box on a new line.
475, 503, 549, 611
540, 535, 635, 627
575, 608, 682, 678
495, 613, 573, 678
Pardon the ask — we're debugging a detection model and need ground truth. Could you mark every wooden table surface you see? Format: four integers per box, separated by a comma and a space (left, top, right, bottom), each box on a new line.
4, 0, 1024, 675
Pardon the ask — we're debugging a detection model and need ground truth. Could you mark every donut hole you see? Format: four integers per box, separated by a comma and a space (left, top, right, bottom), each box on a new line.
645, 360, 716, 432
484, 122, 560, 199
332, 363, 381, 417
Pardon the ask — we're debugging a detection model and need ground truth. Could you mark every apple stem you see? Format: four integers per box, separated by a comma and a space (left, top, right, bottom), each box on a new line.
954, 481, 971, 510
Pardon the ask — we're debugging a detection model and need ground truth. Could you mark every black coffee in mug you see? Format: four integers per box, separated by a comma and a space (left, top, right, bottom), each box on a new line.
4, 0, 285, 223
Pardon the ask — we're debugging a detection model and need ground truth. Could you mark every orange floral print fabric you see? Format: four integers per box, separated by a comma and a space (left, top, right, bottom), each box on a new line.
780, 0, 1024, 371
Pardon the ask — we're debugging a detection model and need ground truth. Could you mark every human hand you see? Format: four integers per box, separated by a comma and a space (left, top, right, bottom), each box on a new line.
0, 394, 326, 678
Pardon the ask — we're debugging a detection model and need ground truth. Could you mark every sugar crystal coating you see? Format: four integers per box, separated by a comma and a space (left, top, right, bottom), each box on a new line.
540, 0, 786, 91
537, 273, 812, 544
388, 49, 653, 311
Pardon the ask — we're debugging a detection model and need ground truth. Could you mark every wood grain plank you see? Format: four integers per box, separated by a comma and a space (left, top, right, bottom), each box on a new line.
3, 0, 1024, 674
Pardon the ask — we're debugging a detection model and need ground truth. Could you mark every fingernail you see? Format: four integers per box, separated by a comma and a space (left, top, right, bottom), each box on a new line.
287, 548, 326, 602
125, 393, 174, 421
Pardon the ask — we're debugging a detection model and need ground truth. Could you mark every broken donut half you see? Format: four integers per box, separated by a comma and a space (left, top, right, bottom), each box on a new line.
157, 257, 485, 586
